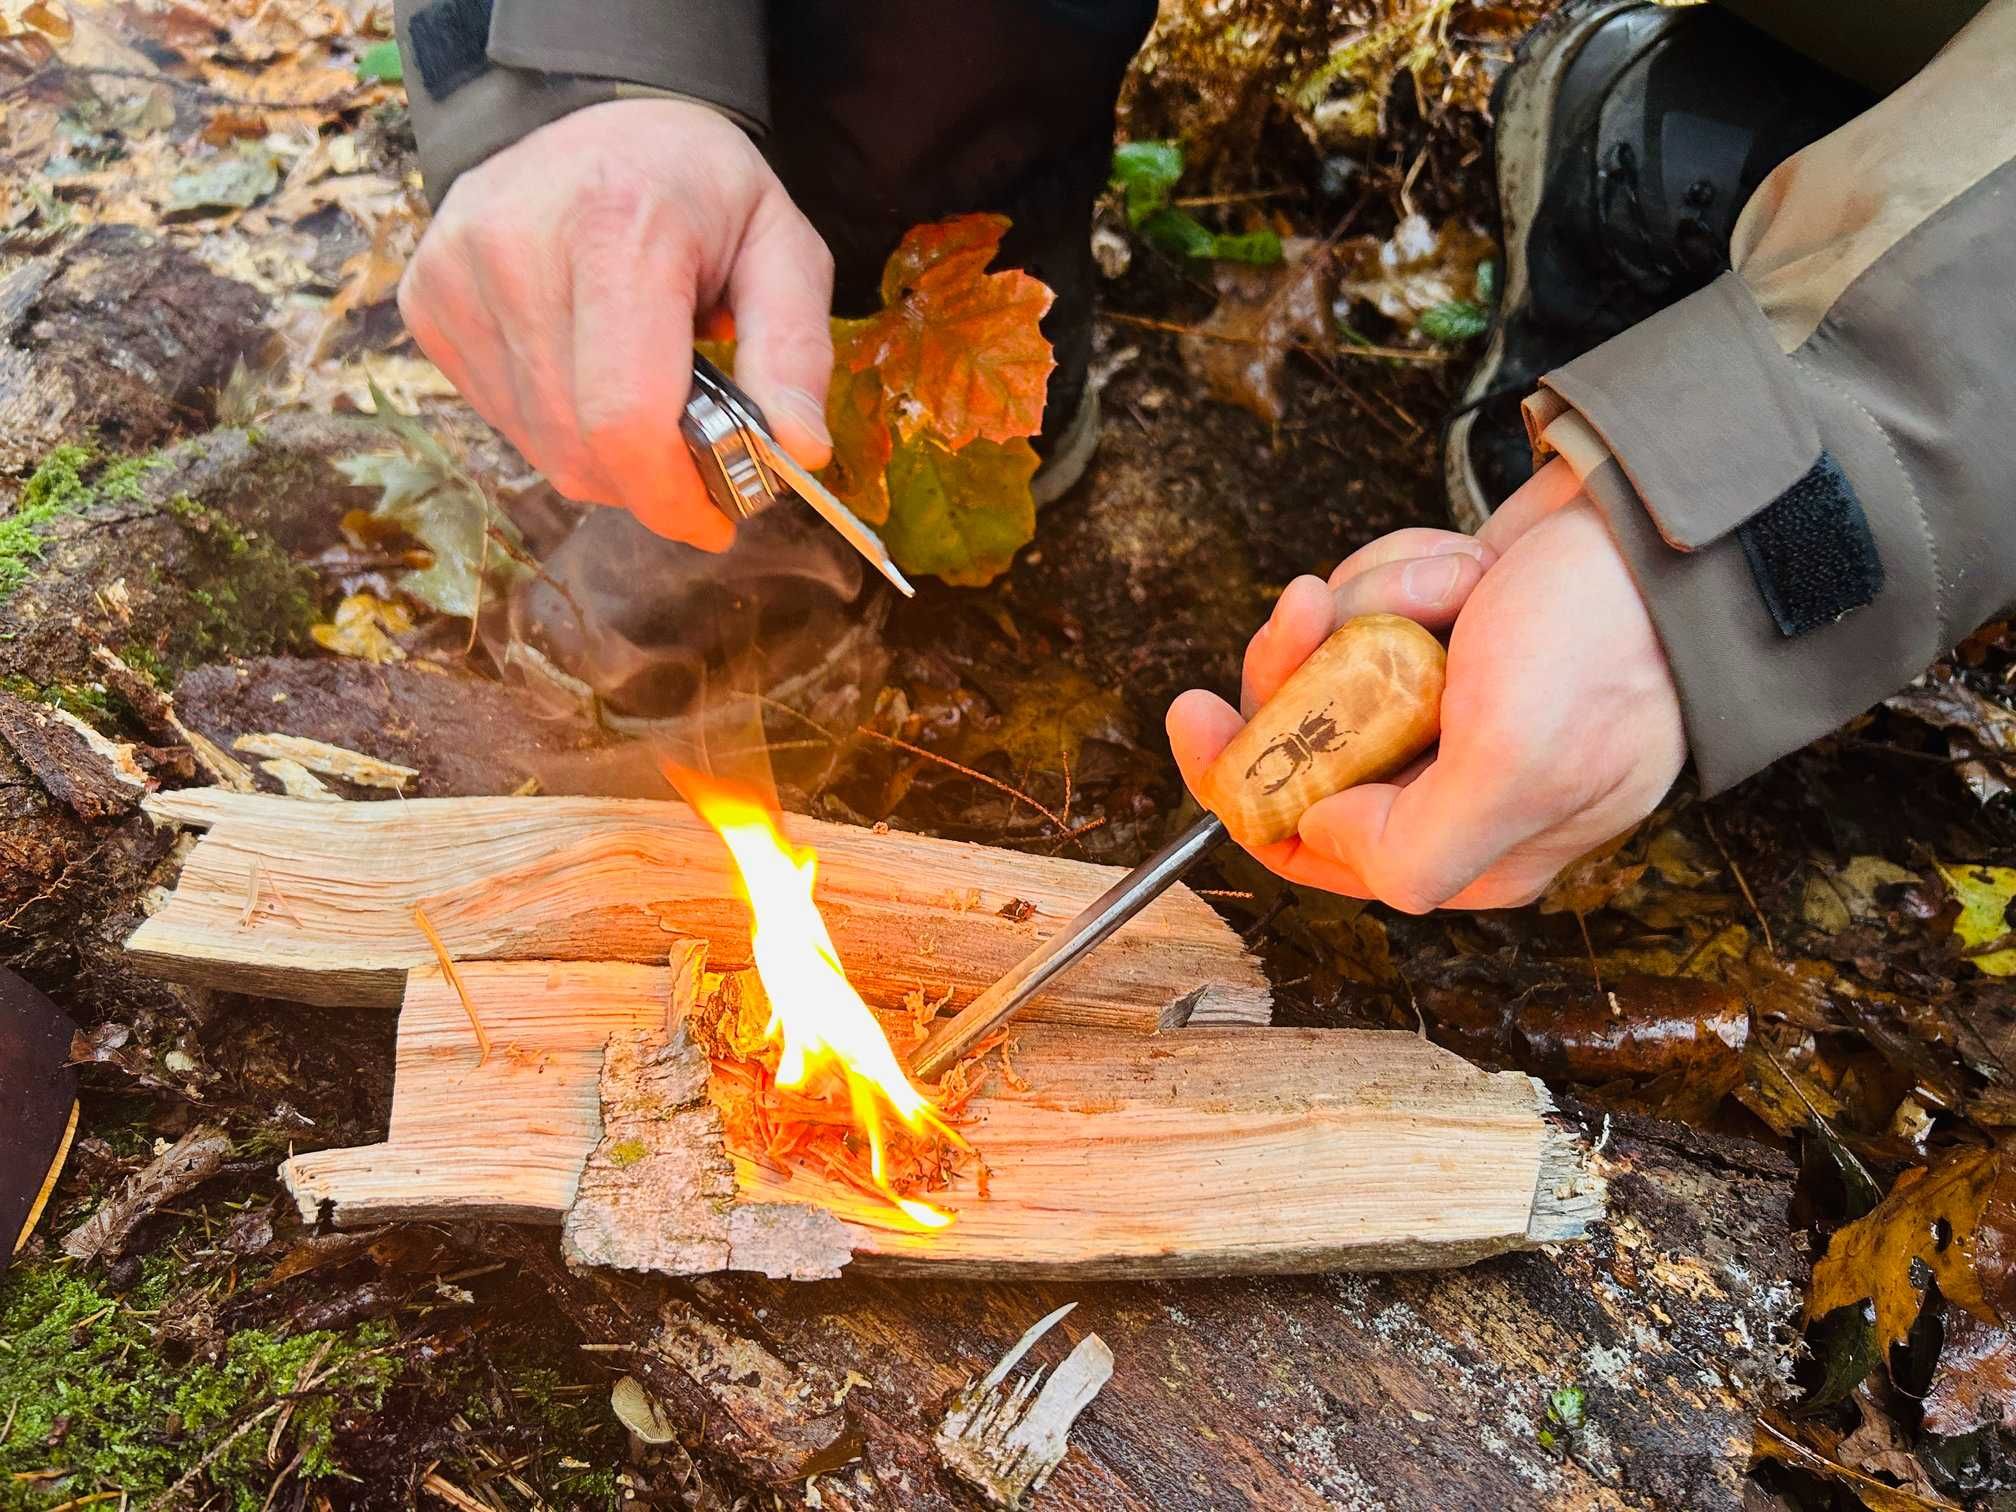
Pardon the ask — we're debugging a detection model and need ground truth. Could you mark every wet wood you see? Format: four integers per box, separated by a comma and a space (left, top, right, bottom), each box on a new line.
274, 957, 1597, 1277
0, 226, 265, 477
129, 789, 1272, 1033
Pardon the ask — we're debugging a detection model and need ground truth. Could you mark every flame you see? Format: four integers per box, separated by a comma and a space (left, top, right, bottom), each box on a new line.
667, 764, 962, 1229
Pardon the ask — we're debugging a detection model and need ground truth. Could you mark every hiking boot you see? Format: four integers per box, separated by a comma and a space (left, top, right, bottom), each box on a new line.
1443, 0, 1871, 531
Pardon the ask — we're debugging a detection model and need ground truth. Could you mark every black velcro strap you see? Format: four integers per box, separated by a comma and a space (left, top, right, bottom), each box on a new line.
408, 0, 494, 100
1736, 450, 1883, 637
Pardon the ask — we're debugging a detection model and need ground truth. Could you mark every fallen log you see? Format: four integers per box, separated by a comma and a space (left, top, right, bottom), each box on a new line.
274, 954, 1596, 1278
493, 1110, 1801, 1509
129, 789, 1272, 1032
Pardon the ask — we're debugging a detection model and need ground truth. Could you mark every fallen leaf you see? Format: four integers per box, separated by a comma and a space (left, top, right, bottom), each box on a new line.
1923, 1310, 2016, 1437
1806, 857, 1923, 934
1336, 213, 1494, 339
1807, 1142, 2016, 1356
1754, 1413, 1961, 1512
1941, 863, 2016, 974
856, 214, 1055, 450
165, 143, 281, 214
959, 663, 1135, 775
1538, 829, 1648, 918
1180, 236, 1334, 425
311, 591, 414, 664
880, 435, 1039, 590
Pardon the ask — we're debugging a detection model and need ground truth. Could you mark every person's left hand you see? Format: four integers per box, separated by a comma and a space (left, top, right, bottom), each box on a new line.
1166, 458, 1685, 912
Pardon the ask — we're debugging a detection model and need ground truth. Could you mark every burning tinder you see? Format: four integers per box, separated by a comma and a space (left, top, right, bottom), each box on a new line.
666, 763, 971, 1229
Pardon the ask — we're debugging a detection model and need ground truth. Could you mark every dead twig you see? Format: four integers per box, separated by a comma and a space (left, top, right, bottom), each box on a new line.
1100, 310, 1450, 364
411, 905, 492, 1064
1703, 814, 1776, 959
856, 727, 1070, 835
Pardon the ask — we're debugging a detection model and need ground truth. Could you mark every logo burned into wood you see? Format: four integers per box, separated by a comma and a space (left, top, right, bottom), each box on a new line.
1243, 706, 1355, 795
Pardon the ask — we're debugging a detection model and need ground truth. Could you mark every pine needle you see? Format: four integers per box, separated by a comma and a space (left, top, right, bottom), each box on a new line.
411, 905, 491, 1064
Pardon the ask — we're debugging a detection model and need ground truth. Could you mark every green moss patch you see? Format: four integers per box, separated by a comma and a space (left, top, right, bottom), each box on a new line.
0, 1257, 395, 1509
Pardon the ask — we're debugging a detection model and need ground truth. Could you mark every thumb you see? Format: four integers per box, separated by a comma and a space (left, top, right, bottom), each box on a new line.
729, 188, 836, 468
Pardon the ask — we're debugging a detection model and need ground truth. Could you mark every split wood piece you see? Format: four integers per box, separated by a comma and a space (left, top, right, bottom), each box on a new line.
129, 789, 1270, 1034
278, 959, 1600, 1278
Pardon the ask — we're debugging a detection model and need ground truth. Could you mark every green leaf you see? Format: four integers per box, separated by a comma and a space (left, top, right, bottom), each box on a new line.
337, 380, 531, 619
881, 436, 1038, 588
1137, 208, 1282, 266
1417, 298, 1490, 344
356, 39, 403, 82
1111, 139, 1184, 225
1942, 862, 2016, 974
1546, 1385, 1586, 1430
1801, 1303, 1880, 1412
1208, 227, 1284, 265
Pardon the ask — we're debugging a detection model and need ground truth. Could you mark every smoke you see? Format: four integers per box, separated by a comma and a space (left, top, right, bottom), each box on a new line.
488, 498, 888, 801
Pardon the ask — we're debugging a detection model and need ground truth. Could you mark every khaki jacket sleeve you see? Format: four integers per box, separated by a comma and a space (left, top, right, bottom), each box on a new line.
393, 0, 769, 207
1524, 0, 2016, 793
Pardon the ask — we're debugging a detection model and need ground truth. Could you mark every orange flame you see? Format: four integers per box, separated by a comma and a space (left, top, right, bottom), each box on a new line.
666, 763, 962, 1229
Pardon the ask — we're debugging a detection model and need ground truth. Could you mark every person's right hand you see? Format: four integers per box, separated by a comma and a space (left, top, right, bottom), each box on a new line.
398, 97, 836, 550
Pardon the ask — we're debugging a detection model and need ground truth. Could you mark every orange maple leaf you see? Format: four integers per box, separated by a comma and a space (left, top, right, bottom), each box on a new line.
854, 214, 1055, 452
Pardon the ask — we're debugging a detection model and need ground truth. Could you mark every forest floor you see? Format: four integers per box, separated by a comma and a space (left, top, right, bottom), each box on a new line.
6, 2, 2016, 1509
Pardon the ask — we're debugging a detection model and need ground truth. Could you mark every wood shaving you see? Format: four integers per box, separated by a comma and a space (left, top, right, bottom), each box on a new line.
411, 904, 491, 1064
232, 731, 417, 789
258, 756, 340, 801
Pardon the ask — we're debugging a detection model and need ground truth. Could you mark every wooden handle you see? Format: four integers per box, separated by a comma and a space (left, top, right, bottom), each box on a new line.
1201, 613, 1445, 849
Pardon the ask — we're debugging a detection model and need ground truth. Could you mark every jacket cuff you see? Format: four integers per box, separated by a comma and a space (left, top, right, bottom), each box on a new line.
396, 0, 768, 207
1536, 273, 1941, 794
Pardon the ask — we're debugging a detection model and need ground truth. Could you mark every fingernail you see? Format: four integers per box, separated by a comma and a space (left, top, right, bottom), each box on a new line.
773, 386, 831, 449
1402, 554, 1466, 603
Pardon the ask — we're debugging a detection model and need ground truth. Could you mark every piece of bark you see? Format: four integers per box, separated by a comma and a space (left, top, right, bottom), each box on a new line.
272, 958, 1596, 1277
0, 690, 144, 821
561, 1023, 852, 1282
130, 789, 1271, 1033
0, 226, 265, 476
563, 941, 852, 1280
61, 1123, 234, 1263
935, 1303, 1114, 1508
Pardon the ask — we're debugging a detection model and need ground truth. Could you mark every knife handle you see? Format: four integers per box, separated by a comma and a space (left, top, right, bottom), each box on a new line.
1199, 613, 1445, 849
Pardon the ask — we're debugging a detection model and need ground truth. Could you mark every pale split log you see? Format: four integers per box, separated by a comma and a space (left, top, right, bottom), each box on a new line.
278, 959, 1602, 1277
935, 1302, 1116, 1509
129, 789, 1270, 1034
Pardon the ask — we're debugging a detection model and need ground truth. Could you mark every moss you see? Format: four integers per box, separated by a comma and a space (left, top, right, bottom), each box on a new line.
0, 446, 96, 599
606, 1139, 648, 1169
115, 643, 166, 687
94, 454, 162, 502
0, 1255, 396, 1509
0, 672, 113, 726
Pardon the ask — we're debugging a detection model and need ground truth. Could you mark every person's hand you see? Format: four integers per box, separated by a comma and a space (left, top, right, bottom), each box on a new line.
1166, 458, 1685, 911
398, 98, 835, 550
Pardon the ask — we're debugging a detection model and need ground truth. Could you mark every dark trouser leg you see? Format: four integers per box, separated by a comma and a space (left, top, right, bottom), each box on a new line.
764, 0, 1157, 459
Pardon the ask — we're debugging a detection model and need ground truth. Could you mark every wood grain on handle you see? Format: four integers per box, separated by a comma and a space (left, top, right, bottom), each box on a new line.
1201, 613, 1446, 849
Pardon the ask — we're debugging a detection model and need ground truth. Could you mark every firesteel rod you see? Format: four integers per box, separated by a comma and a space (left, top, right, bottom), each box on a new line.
908, 613, 1448, 1082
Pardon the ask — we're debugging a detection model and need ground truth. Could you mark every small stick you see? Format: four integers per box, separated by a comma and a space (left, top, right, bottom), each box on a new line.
855, 727, 1070, 834
411, 906, 492, 1065
1703, 815, 1777, 958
